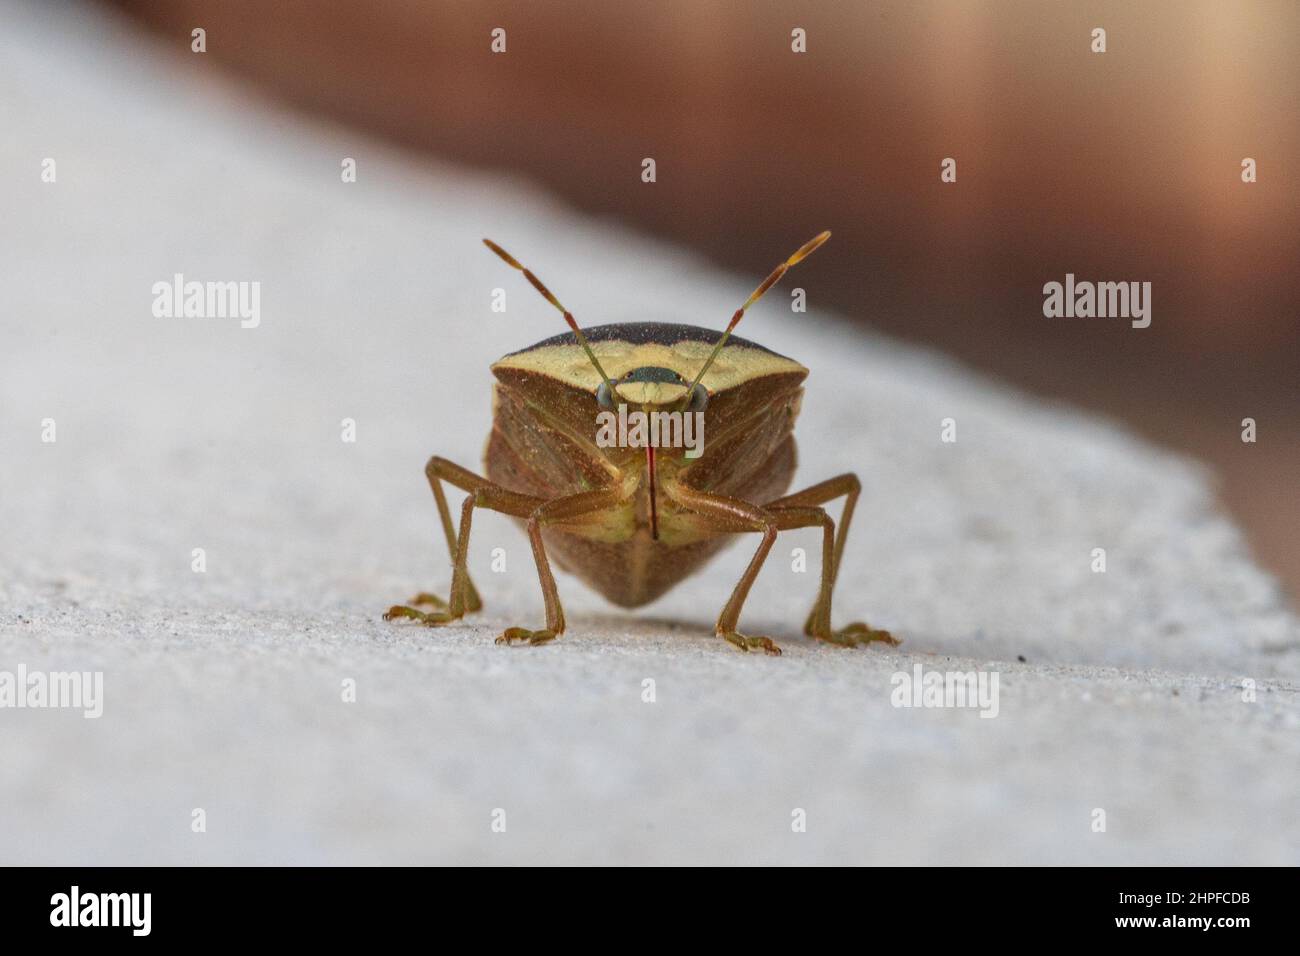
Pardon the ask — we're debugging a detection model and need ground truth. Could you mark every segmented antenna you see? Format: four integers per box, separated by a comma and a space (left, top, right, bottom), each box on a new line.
682, 230, 831, 403
482, 239, 619, 400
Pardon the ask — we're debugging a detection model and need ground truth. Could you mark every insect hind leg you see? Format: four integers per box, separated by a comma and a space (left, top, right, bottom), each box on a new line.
765, 473, 898, 648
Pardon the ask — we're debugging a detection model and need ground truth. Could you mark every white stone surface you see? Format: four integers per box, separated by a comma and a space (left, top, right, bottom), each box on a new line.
1, 0, 1296, 864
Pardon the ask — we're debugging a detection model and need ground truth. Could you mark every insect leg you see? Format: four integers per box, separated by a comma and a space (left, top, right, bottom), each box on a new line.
384, 457, 540, 626
424, 457, 489, 612
765, 474, 898, 648
660, 482, 783, 655
768, 504, 837, 636
497, 486, 628, 647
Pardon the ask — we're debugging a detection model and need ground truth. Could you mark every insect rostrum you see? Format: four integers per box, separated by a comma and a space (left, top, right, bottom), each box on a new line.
384, 232, 898, 655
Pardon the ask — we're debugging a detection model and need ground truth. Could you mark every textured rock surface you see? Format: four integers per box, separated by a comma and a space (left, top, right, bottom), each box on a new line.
1, 1, 1296, 864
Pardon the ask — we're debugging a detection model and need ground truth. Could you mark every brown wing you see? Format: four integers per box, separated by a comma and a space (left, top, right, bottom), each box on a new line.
485, 379, 658, 605
676, 373, 804, 502
483, 378, 620, 499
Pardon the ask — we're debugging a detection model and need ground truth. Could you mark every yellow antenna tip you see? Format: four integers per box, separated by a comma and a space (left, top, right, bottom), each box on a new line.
790, 230, 832, 264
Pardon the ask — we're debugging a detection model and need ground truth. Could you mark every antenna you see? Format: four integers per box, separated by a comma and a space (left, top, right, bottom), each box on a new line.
682, 230, 831, 403
482, 239, 619, 399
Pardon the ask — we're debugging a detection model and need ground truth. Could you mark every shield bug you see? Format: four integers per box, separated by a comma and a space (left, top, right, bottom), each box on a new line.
384, 232, 898, 655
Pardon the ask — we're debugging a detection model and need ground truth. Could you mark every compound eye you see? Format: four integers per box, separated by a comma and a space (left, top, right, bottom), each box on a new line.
685, 384, 709, 412
596, 381, 617, 409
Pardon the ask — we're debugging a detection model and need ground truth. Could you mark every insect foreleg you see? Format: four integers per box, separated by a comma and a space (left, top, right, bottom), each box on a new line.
497, 486, 628, 647
661, 482, 783, 655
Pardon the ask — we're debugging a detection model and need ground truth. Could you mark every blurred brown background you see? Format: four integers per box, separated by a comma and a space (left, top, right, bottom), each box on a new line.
106, 0, 1299, 594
